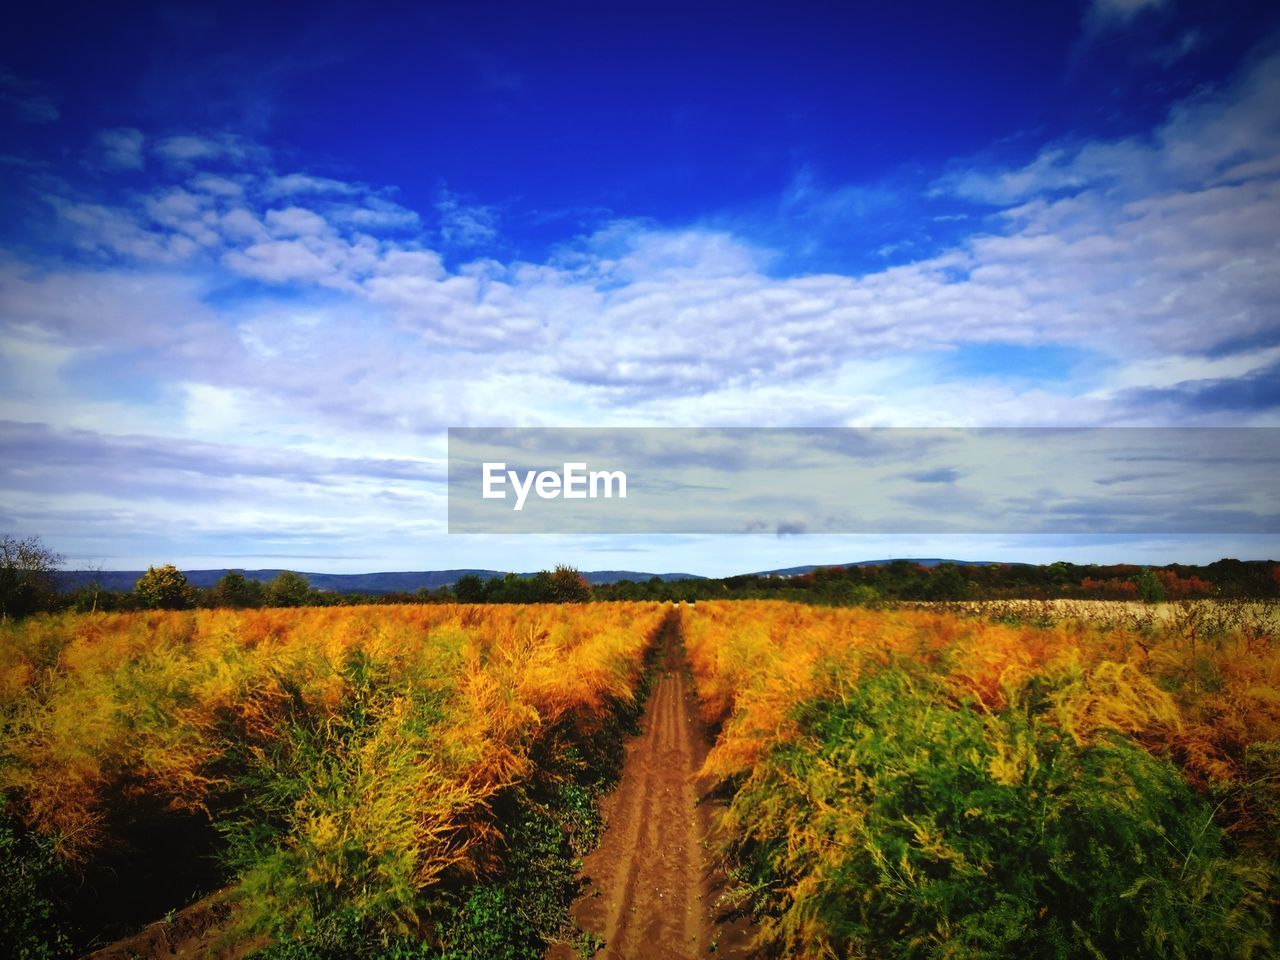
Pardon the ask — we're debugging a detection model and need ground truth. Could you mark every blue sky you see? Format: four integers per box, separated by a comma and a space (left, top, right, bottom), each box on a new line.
1, 0, 1279, 575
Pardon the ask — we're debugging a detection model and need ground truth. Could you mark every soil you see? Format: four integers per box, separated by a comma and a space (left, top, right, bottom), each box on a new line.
547, 611, 757, 960
81, 891, 264, 960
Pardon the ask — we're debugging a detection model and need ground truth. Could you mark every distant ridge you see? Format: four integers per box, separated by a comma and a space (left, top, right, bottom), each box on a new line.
53, 559, 1023, 596
749, 558, 1024, 577
54, 568, 704, 595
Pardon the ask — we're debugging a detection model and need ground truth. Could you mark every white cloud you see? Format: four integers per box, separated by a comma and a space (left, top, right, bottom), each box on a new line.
944, 49, 1280, 205
94, 128, 145, 170
222, 234, 378, 289
11, 45, 1280, 466
53, 200, 202, 263
266, 173, 362, 197
336, 197, 419, 230
0, 260, 241, 365
153, 133, 255, 166
265, 206, 330, 237
7, 22, 1280, 570
189, 173, 244, 197
436, 189, 498, 247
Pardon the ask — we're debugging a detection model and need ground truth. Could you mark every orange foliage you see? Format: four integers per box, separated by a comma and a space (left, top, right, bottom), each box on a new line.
1156, 569, 1215, 599
683, 599, 1280, 847
1080, 576, 1139, 599
0, 601, 667, 879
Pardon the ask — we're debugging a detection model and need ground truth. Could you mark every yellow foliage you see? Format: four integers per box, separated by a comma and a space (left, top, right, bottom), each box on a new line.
684, 599, 1280, 846
0, 600, 667, 892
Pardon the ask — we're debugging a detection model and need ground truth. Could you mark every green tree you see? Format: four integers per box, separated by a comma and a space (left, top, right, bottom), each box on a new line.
134, 564, 194, 609
546, 565, 592, 603
212, 570, 265, 608
0, 535, 62, 621
925, 563, 971, 601
453, 574, 487, 603
1135, 567, 1166, 604
267, 570, 312, 607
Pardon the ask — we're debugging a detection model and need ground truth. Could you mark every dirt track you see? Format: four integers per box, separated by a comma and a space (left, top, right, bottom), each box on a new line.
549, 611, 755, 960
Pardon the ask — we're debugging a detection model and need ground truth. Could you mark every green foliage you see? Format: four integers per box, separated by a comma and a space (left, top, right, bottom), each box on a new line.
449, 566, 594, 604
235, 696, 634, 960
595, 559, 1278, 604
544, 566, 592, 603
134, 564, 195, 609
451, 574, 487, 603
223, 651, 642, 959
0, 806, 74, 960
217, 650, 453, 939
1136, 567, 1166, 604
243, 777, 599, 960
725, 666, 1273, 959
267, 571, 312, 607
211, 571, 266, 608
432, 785, 593, 960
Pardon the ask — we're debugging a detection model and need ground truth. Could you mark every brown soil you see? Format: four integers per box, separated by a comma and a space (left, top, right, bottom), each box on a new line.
548, 610, 757, 960
81, 891, 264, 960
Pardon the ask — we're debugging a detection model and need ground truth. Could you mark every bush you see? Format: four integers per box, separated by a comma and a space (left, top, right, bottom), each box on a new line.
211, 571, 266, 608
0, 805, 73, 959
724, 666, 1273, 959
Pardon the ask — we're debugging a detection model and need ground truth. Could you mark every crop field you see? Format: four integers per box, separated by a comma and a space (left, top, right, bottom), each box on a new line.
2, 598, 1277, 959
0, 602, 669, 959
684, 600, 1280, 959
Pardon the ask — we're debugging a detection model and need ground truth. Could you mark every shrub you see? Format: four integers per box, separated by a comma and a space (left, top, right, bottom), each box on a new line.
0, 804, 73, 959
723, 665, 1273, 959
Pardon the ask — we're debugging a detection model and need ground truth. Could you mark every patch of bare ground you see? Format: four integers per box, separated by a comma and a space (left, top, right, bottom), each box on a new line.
548, 614, 756, 960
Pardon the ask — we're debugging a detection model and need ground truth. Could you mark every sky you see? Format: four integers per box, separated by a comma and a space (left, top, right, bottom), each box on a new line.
1, 0, 1279, 576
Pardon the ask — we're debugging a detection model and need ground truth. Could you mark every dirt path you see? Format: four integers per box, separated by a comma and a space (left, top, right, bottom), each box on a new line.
548, 610, 756, 960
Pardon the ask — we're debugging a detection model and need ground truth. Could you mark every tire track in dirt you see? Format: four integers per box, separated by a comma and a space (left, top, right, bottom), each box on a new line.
548, 609, 755, 960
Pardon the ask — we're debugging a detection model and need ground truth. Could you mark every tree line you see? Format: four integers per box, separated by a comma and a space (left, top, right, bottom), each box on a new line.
593, 558, 1280, 604
2, 534, 1277, 621
0, 537, 598, 617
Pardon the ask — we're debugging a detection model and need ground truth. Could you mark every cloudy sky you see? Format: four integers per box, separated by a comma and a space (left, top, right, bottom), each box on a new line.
2, 0, 1278, 575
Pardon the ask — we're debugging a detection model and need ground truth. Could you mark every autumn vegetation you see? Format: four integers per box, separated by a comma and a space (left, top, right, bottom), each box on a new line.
684, 600, 1279, 958
2, 548, 1279, 959
0, 602, 667, 957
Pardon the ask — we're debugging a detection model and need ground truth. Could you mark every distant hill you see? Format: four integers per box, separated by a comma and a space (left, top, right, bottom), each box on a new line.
52, 560, 1026, 595
54, 567, 704, 595
750, 558, 1025, 577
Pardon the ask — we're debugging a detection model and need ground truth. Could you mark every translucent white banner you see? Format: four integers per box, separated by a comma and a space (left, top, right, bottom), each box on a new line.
447, 428, 1280, 534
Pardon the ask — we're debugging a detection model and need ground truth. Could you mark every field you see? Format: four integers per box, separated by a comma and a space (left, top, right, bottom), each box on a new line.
684, 600, 1280, 959
0, 603, 669, 958
2, 598, 1278, 959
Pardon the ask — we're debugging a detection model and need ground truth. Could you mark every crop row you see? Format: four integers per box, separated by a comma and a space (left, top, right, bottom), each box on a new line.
0, 602, 669, 958
683, 600, 1280, 959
